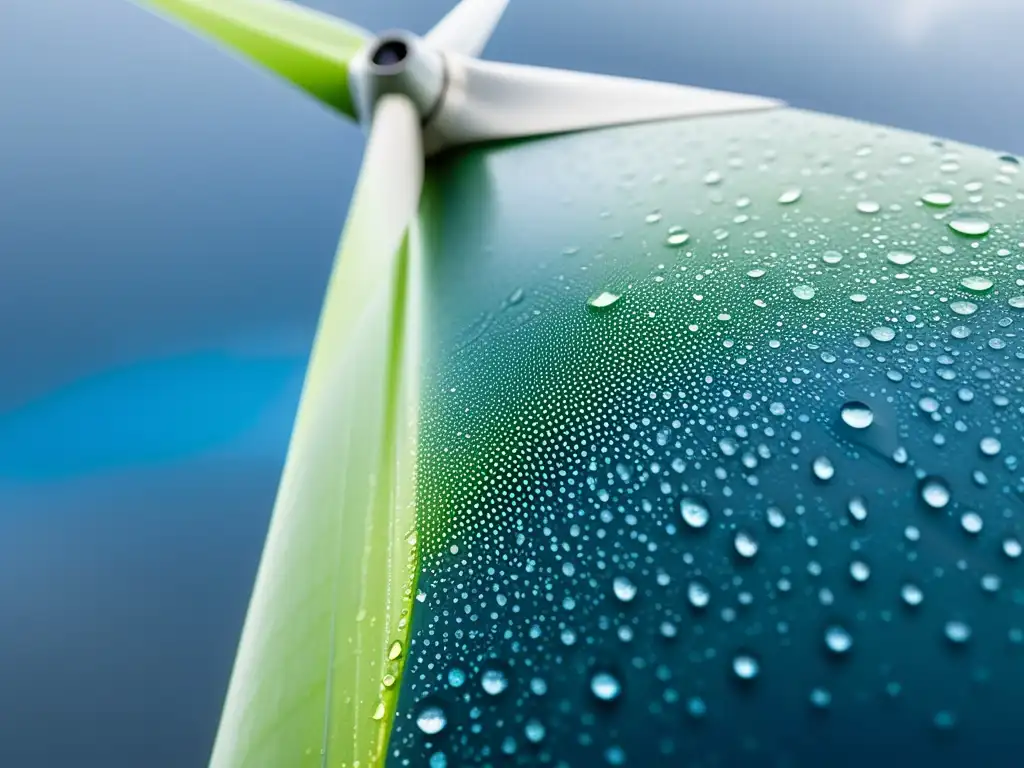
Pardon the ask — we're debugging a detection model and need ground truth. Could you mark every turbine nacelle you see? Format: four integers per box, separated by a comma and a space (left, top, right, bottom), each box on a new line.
349, 32, 447, 129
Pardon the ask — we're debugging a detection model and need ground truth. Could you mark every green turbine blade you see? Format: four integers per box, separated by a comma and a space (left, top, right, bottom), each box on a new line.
209, 94, 425, 767
139, 0, 370, 118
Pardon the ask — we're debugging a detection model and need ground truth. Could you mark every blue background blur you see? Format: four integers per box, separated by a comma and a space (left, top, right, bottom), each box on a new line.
1, 0, 1023, 764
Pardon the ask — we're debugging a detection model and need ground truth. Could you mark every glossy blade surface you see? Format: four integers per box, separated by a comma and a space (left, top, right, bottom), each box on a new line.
425, 0, 509, 57
210, 94, 424, 768
139, 0, 369, 117
426, 56, 782, 153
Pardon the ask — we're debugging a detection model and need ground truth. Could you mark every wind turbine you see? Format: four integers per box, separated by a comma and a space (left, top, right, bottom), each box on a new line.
129, 1, 1024, 766
134, 1, 778, 764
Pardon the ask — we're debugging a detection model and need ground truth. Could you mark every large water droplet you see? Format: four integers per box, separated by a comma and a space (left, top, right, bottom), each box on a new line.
793, 284, 816, 301
734, 530, 759, 558
825, 625, 853, 654
687, 579, 711, 608
587, 291, 621, 311
901, 583, 924, 607
961, 511, 983, 535
870, 326, 896, 342
951, 301, 978, 316
590, 671, 622, 701
948, 217, 991, 237
665, 227, 690, 246
1003, 537, 1022, 559
417, 704, 448, 735
812, 456, 835, 481
732, 653, 760, 679
887, 251, 916, 266
841, 402, 874, 429
849, 560, 871, 583
961, 276, 994, 293
920, 477, 951, 509
856, 200, 880, 214
612, 575, 638, 602
945, 620, 972, 644
848, 496, 868, 522
482, 669, 509, 695
922, 191, 953, 207
778, 188, 802, 204
980, 437, 1002, 456
680, 498, 710, 529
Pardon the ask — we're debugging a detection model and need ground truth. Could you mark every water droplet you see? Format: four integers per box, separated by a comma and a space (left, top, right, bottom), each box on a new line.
687, 579, 711, 608
590, 671, 622, 701
687, 697, 707, 718
482, 669, 508, 695
887, 251, 916, 266
1009, 296, 1024, 309
1003, 537, 1022, 559
934, 711, 957, 730
981, 574, 1002, 592
613, 575, 638, 602
850, 560, 871, 583
825, 625, 853, 654
747, 268, 766, 278
524, 719, 546, 743
778, 188, 802, 204
848, 496, 868, 522
732, 653, 760, 679
922, 191, 953, 207
680, 497, 710, 529
447, 668, 466, 687
920, 478, 951, 509
388, 640, 403, 661
949, 217, 991, 237
417, 704, 447, 735
812, 456, 835, 481
961, 276, 993, 293
810, 687, 832, 708
767, 506, 787, 528
665, 228, 690, 246
951, 301, 978, 316
901, 583, 924, 606
645, 211, 663, 224
856, 200, 880, 214
961, 511, 983, 535
587, 291, 621, 311
822, 250, 844, 264
945, 620, 972, 644
793, 284, 816, 301
870, 326, 896, 342
734, 530, 759, 558
840, 401, 874, 429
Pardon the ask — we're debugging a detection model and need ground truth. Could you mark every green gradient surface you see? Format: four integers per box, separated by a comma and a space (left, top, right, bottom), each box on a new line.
141, 0, 368, 118
390, 108, 1024, 765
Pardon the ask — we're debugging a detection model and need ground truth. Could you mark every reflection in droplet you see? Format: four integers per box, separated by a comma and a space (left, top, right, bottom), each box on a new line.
417, 704, 447, 735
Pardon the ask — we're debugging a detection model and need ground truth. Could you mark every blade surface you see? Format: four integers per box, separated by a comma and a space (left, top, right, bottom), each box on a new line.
138, 0, 369, 117
426, 56, 783, 153
425, 0, 509, 57
210, 94, 424, 767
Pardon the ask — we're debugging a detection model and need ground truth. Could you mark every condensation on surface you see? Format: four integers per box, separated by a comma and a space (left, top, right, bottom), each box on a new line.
388, 109, 1024, 767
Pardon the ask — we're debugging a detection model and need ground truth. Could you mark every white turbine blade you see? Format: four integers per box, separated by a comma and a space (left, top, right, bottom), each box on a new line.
425, 56, 783, 154
426, 0, 509, 57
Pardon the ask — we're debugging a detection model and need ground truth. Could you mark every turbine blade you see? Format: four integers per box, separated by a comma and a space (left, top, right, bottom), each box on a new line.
137, 0, 370, 118
425, 0, 509, 57
209, 94, 425, 767
427, 56, 783, 153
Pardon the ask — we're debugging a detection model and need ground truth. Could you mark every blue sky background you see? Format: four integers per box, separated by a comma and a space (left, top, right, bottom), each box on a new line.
1, 0, 1023, 764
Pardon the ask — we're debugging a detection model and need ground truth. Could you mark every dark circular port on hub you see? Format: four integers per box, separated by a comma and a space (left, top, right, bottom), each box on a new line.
371, 38, 409, 67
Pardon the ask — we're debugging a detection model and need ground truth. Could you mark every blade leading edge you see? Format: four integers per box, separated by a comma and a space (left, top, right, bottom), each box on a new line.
210, 94, 424, 768
425, 0, 510, 58
137, 0, 370, 118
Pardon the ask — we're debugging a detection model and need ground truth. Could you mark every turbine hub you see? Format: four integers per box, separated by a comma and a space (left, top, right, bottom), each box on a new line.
349, 32, 447, 125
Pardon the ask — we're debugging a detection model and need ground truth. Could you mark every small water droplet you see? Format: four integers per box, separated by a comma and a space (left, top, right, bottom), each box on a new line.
447, 668, 466, 687
747, 268, 766, 278
810, 687, 832, 708
850, 560, 871, 583
388, 640, 403, 661
961, 511, 983, 535
590, 671, 622, 701
665, 228, 690, 246
680, 497, 710, 528
949, 217, 991, 237
822, 250, 844, 264
856, 200, 880, 213
524, 719, 546, 743
1003, 537, 1022, 559
840, 401, 874, 429
767, 506, 787, 528
848, 496, 868, 522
